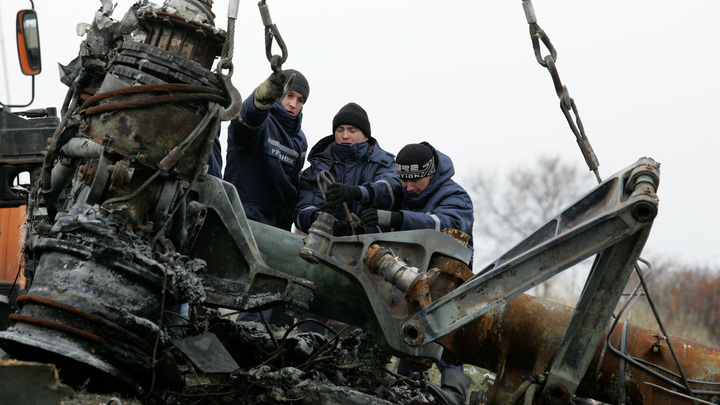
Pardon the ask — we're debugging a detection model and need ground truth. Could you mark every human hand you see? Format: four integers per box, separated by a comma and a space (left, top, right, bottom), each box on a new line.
334, 214, 365, 236
253, 73, 285, 110
361, 208, 402, 228
324, 183, 362, 207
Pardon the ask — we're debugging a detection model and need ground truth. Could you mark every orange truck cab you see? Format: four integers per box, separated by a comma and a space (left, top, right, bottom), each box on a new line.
1, 5, 56, 326
0, 206, 25, 290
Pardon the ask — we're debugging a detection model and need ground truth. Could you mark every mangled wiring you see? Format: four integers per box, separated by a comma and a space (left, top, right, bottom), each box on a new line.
601, 259, 720, 399
258, 318, 341, 359
258, 310, 281, 350
298, 324, 348, 370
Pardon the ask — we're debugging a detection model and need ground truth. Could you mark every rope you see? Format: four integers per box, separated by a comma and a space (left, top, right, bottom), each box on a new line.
316, 170, 335, 204
315, 171, 361, 235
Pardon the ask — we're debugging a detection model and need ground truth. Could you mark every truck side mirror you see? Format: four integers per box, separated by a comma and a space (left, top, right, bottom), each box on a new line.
16, 9, 41, 75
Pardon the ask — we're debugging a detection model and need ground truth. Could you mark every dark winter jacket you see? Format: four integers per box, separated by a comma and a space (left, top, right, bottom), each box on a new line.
208, 135, 223, 177
399, 142, 474, 243
293, 135, 401, 233
217, 92, 307, 231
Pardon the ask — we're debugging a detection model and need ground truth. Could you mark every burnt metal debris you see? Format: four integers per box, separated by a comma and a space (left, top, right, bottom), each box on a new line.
170, 316, 451, 405
1, 1, 720, 405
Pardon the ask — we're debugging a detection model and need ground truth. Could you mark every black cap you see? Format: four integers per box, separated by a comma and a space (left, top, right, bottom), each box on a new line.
396, 143, 436, 179
283, 69, 309, 101
332, 102, 371, 138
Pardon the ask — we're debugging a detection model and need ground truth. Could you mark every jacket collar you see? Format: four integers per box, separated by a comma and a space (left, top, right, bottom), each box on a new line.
310, 135, 379, 166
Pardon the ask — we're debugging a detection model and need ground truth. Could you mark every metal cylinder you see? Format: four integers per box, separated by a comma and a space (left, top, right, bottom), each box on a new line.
249, 220, 371, 328
364, 245, 420, 293
0, 223, 169, 392
251, 221, 720, 405
439, 294, 720, 405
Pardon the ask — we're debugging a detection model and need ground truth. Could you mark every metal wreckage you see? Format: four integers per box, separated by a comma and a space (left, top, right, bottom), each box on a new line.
0, 0, 718, 404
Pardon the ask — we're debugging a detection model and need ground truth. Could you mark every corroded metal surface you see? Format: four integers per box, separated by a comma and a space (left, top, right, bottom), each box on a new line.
250, 214, 720, 404
2, 2, 718, 404
440, 293, 720, 404
404, 158, 660, 347
137, 8, 225, 69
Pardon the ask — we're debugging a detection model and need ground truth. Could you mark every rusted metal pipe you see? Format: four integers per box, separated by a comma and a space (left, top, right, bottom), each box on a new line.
439, 293, 720, 405
249, 221, 720, 405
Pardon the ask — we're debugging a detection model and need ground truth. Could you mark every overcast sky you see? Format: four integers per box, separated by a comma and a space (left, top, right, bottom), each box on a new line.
1, 0, 718, 269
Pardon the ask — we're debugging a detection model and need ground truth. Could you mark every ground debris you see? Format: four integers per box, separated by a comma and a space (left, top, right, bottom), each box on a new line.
158, 314, 439, 405
0, 359, 75, 405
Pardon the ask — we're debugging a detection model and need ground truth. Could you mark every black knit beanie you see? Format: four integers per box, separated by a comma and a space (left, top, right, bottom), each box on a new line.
396, 143, 436, 179
283, 69, 309, 101
332, 102, 371, 137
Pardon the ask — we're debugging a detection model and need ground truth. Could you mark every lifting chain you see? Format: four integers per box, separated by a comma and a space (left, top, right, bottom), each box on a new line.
519, 7, 697, 405
258, 0, 289, 76
217, 0, 243, 121
217, 0, 293, 121
521, 0, 602, 184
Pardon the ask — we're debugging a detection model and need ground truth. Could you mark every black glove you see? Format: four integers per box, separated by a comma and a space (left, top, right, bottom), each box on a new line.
334, 219, 353, 236
334, 215, 365, 236
361, 208, 403, 228
253, 73, 286, 110
324, 183, 363, 207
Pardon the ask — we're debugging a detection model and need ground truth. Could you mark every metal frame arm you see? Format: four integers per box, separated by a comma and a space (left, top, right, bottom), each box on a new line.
298, 217, 472, 360
188, 176, 316, 315
401, 158, 660, 348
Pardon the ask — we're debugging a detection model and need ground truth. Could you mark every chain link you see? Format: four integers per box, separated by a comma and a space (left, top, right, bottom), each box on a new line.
258, 0, 289, 75
217, 0, 242, 121
522, 0, 601, 183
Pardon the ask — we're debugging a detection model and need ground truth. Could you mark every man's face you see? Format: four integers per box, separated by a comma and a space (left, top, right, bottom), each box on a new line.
282, 91, 305, 116
334, 125, 368, 145
401, 175, 433, 195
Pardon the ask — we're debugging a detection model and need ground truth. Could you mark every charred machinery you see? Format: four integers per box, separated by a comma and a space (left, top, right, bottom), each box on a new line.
0, 1, 718, 404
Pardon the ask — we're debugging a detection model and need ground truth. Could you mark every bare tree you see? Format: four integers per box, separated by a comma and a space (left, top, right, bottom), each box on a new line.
466, 156, 597, 299
635, 258, 720, 347
464, 157, 720, 345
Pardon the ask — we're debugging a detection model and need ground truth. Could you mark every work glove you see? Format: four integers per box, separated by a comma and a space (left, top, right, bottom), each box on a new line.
334, 219, 353, 236
361, 208, 403, 228
323, 183, 363, 208
334, 214, 365, 236
253, 72, 286, 110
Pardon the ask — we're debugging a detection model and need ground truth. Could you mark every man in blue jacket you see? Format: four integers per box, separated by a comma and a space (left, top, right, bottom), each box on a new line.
209, 69, 309, 326
293, 102, 401, 235
210, 69, 309, 232
361, 142, 473, 405
361, 142, 474, 241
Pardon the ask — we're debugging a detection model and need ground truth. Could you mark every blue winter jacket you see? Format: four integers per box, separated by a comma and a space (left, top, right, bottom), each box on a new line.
399, 142, 474, 245
218, 91, 308, 231
294, 135, 401, 233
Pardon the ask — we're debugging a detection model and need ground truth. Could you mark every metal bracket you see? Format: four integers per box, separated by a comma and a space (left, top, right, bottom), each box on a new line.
188, 176, 316, 317
299, 215, 472, 361
401, 158, 659, 358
